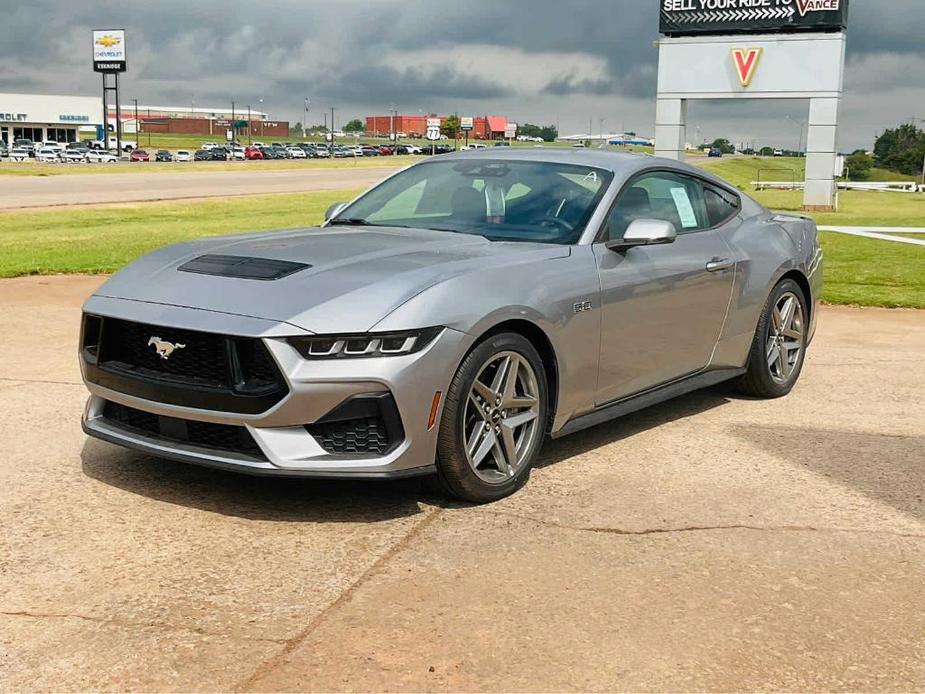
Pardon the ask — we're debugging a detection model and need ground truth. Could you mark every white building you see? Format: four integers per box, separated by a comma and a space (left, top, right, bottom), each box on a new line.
1, 93, 103, 145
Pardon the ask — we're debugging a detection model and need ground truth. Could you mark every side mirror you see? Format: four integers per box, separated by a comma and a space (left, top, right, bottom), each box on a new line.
324, 202, 347, 222
605, 218, 677, 252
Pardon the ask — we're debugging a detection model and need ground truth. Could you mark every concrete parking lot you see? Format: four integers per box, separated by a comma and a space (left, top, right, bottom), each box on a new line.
1, 275, 923, 691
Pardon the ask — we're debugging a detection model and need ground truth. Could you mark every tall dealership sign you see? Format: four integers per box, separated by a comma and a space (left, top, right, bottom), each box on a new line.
654, 0, 849, 210
92, 30, 128, 153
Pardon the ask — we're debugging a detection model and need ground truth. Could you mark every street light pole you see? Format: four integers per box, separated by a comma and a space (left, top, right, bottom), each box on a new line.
303, 97, 310, 140
787, 114, 807, 156
247, 104, 252, 145
133, 98, 138, 148
330, 107, 335, 148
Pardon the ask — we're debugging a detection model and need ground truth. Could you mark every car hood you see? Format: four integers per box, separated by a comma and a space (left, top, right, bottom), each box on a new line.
93, 226, 570, 334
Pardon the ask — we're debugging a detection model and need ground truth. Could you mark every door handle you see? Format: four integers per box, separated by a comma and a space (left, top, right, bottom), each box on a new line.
706, 258, 734, 273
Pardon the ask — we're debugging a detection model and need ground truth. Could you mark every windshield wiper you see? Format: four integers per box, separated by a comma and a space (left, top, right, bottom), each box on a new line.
328, 218, 372, 226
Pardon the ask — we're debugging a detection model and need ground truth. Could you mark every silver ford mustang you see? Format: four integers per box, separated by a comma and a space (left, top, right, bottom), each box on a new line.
80, 149, 822, 502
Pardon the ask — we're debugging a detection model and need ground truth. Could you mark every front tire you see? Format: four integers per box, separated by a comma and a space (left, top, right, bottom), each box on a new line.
435, 333, 548, 503
736, 278, 809, 398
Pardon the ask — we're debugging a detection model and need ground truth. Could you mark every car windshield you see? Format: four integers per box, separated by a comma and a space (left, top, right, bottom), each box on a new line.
332, 159, 613, 244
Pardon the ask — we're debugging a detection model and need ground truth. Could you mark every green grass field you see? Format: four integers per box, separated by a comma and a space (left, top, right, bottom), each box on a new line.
1, 188, 921, 308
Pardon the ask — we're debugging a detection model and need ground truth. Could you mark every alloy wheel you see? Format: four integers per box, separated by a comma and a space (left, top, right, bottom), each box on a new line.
766, 291, 805, 384
463, 351, 542, 484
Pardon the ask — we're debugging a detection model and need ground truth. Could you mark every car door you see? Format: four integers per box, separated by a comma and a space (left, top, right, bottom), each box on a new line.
592, 170, 736, 406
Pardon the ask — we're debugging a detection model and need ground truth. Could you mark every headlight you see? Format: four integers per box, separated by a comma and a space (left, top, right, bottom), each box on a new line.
290, 327, 443, 359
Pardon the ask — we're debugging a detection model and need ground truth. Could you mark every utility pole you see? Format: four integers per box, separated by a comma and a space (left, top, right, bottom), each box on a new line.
389, 103, 396, 145
330, 107, 335, 148
303, 97, 310, 139
247, 104, 252, 145
231, 100, 236, 147
133, 98, 138, 148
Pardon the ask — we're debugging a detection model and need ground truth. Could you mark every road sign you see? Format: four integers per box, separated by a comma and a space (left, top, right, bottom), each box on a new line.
504, 123, 517, 139
660, 0, 849, 37
92, 29, 127, 72
426, 118, 441, 141
460, 117, 474, 131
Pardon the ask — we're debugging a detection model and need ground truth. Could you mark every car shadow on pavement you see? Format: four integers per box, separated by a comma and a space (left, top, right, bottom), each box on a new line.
80, 439, 428, 523
536, 388, 733, 469
734, 424, 925, 522
80, 387, 735, 519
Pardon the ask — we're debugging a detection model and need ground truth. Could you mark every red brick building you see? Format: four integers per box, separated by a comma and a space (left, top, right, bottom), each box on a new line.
366, 115, 509, 140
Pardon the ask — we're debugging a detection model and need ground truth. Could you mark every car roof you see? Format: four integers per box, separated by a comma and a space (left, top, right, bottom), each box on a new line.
429, 147, 738, 190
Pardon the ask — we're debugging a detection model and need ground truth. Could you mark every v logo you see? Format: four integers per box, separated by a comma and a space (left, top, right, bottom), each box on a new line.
731, 48, 763, 88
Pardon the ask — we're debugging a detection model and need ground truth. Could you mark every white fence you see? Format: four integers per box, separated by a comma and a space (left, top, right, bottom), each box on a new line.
754, 180, 921, 193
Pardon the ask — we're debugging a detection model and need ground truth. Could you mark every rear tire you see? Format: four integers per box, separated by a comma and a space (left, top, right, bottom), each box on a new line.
435, 333, 548, 504
736, 278, 808, 398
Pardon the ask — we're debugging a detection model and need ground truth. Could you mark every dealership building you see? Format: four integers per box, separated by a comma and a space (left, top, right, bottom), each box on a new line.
1, 93, 103, 144
107, 104, 290, 138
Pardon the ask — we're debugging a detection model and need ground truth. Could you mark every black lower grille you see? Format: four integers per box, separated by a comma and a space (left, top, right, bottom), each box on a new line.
305, 393, 404, 457
308, 417, 393, 455
101, 401, 265, 458
82, 315, 287, 414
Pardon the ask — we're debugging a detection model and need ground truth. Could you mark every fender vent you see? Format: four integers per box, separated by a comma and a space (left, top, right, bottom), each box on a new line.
178, 254, 310, 280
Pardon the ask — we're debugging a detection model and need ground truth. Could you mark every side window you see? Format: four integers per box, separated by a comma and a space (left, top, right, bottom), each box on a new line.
703, 184, 740, 227
604, 171, 708, 241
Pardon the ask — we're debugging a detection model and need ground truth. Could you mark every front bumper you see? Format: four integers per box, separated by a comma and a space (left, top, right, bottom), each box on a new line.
81, 298, 472, 478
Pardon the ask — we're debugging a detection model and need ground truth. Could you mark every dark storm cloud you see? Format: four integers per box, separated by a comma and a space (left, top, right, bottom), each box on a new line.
0, 0, 922, 149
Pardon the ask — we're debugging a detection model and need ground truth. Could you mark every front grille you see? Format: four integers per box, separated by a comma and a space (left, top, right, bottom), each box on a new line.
102, 401, 265, 458
308, 417, 393, 455
83, 315, 287, 414
100, 318, 229, 387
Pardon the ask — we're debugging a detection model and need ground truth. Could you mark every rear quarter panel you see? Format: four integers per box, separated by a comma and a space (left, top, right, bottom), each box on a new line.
712, 205, 819, 368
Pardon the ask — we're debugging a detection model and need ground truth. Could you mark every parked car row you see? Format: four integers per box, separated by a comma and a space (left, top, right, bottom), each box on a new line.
1, 138, 466, 164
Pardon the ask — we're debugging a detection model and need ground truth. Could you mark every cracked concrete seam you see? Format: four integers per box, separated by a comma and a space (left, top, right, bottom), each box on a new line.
484, 509, 925, 541
0, 609, 288, 645
232, 506, 443, 692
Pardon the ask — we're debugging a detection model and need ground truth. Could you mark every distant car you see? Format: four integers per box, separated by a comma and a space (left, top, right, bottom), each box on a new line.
378, 145, 393, 156
41, 141, 66, 152
232, 146, 246, 160
360, 146, 380, 157
201, 142, 219, 151
86, 150, 118, 163
271, 146, 290, 159
9, 147, 31, 162
286, 146, 307, 159
13, 139, 35, 156
130, 150, 150, 162
494, 141, 511, 147
0, 141, 8, 157
62, 149, 89, 163
209, 147, 230, 161
773, 149, 784, 157
175, 150, 193, 162
35, 148, 62, 162
244, 146, 264, 160
708, 148, 723, 158
193, 149, 213, 161
154, 150, 173, 162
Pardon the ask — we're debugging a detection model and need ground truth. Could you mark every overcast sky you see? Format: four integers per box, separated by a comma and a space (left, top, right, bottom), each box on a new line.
1, 0, 922, 150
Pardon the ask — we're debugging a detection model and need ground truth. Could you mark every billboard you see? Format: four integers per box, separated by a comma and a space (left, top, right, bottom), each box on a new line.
659, 0, 849, 37
460, 116, 474, 131
92, 29, 127, 72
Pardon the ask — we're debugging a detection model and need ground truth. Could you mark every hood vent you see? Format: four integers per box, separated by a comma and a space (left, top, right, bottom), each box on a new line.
177, 254, 310, 281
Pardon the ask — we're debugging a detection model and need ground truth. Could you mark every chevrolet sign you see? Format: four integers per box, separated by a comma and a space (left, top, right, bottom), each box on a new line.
0, 112, 28, 122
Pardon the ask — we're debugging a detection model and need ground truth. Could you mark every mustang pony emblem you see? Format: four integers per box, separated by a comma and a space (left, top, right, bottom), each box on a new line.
148, 337, 186, 360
